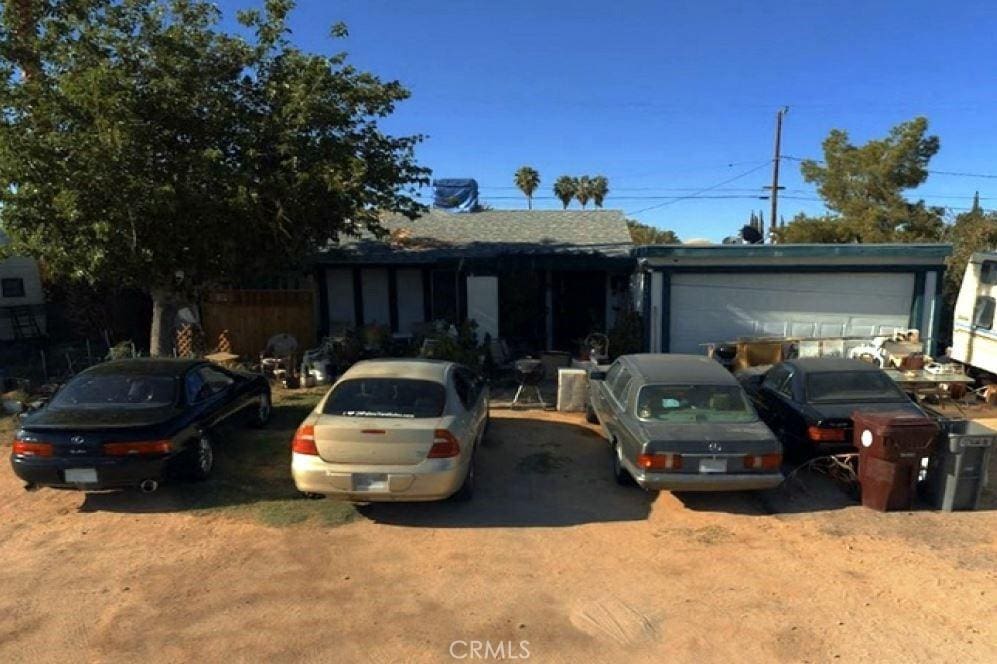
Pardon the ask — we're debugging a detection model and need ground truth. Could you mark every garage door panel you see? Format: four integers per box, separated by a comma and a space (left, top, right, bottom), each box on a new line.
669, 272, 915, 353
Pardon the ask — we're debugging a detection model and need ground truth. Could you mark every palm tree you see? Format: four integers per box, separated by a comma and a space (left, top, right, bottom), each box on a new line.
575, 176, 592, 209
553, 176, 577, 209
591, 175, 609, 208
514, 166, 541, 210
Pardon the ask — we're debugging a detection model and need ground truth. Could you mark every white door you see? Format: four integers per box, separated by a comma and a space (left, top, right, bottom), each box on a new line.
668, 272, 916, 353
466, 276, 499, 341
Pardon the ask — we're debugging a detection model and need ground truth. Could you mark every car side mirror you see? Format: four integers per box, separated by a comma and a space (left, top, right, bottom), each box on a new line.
590, 370, 607, 381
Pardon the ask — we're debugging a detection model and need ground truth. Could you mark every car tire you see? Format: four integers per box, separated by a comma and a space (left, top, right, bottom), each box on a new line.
251, 391, 272, 428
184, 433, 215, 482
452, 455, 475, 502
612, 443, 633, 486
585, 403, 599, 424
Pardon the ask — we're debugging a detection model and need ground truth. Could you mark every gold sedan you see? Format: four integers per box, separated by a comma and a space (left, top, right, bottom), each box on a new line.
291, 359, 488, 501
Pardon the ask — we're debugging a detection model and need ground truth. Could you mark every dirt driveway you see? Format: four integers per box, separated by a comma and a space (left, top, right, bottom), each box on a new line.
1, 395, 995, 663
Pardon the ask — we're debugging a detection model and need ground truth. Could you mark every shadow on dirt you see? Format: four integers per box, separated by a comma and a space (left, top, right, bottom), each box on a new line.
360, 416, 658, 528
77, 398, 347, 525
77, 405, 656, 527
673, 465, 859, 515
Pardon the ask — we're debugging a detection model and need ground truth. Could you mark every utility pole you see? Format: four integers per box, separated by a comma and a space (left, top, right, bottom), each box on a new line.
766, 106, 788, 243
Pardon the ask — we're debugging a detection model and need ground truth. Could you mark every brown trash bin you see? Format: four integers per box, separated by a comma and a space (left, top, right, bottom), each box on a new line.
853, 411, 939, 512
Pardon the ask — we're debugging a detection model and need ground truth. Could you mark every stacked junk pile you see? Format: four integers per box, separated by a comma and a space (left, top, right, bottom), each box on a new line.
711, 330, 993, 513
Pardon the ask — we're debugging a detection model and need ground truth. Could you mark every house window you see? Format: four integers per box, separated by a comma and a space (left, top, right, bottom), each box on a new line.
1, 278, 25, 298
981, 261, 997, 286
973, 296, 996, 330
431, 270, 458, 322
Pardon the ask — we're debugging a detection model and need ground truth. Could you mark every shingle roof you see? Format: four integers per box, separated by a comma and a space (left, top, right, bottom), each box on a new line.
316, 209, 633, 264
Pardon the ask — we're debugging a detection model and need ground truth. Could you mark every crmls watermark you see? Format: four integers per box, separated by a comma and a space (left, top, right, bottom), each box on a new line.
449, 640, 531, 660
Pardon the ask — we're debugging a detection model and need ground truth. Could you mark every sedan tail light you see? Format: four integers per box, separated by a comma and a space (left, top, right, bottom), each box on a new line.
103, 440, 172, 456
12, 440, 53, 457
427, 429, 460, 458
744, 453, 782, 470
291, 424, 319, 455
807, 426, 847, 442
637, 453, 682, 471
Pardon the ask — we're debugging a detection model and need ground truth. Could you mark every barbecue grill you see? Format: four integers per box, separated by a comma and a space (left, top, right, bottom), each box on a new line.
512, 358, 546, 407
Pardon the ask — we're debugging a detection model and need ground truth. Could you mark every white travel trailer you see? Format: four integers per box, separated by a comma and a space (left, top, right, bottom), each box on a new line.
951, 251, 997, 375
0, 232, 46, 340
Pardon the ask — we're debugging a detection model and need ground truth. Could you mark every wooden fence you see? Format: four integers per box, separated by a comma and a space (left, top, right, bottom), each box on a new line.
201, 289, 316, 358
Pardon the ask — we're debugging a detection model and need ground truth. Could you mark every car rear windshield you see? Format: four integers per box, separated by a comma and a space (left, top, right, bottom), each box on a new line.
49, 374, 177, 409
806, 371, 905, 403
636, 384, 757, 423
322, 378, 446, 418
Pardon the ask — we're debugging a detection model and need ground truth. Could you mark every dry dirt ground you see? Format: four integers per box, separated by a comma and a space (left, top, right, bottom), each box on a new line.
0, 390, 995, 664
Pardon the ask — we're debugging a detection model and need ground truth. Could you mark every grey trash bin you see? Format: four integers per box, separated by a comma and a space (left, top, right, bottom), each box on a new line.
924, 419, 995, 511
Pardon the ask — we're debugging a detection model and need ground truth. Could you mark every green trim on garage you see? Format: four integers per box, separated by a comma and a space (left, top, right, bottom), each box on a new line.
660, 271, 671, 353
650, 264, 941, 275
634, 243, 952, 261
910, 271, 926, 329
930, 266, 946, 352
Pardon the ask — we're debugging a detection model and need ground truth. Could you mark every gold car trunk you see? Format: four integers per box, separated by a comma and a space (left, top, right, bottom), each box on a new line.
313, 415, 444, 466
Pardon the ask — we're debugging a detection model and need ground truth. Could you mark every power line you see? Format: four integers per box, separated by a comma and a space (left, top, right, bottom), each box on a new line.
476, 185, 782, 192
416, 193, 781, 201
625, 161, 772, 215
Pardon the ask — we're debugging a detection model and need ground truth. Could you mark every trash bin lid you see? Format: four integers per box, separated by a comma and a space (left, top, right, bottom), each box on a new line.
853, 410, 939, 457
942, 420, 997, 452
853, 410, 937, 431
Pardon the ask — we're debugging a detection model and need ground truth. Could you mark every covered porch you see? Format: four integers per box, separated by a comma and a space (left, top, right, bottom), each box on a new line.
316, 256, 632, 356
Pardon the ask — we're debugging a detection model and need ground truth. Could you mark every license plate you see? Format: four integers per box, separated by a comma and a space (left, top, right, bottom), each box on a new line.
65, 468, 98, 483
699, 458, 728, 474
353, 473, 388, 491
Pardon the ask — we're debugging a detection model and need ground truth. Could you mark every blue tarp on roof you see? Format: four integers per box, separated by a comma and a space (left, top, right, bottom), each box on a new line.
433, 178, 478, 212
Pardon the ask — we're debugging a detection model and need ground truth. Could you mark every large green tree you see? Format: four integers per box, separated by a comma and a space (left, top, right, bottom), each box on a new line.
780, 117, 945, 243
944, 194, 997, 304
627, 220, 679, 245
0, 0, 428, 354
513, 165, 540, 210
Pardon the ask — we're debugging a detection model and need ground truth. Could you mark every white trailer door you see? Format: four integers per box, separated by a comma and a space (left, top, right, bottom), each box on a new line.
668, 272, 915, 353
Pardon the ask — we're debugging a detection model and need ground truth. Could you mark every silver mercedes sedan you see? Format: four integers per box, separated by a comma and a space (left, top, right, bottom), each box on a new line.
588, 354, 783, 492
291, 359, 488, 501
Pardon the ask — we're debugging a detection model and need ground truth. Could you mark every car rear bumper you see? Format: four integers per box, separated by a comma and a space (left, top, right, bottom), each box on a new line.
10, 455, 174, 491
622, 457, 783, 492
291, 452, 468, 502
635, 471, 784, 492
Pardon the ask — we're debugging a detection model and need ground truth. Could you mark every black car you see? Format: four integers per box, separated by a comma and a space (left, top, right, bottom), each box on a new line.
10, 358, 271, 492
739, 357, 925, 457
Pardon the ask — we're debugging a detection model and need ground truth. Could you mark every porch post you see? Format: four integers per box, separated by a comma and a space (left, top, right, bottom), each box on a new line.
545, 270, 553, 350
605, 272, 613, 333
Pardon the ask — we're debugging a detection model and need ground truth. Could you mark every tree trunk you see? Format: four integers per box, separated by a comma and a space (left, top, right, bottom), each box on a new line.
149, 288, 179, 357
527, 195, 532, 210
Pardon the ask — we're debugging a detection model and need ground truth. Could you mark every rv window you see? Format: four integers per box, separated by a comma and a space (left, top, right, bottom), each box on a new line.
973, 296, 996, 330
981, 262, 997, 286
1, 278, 25, 298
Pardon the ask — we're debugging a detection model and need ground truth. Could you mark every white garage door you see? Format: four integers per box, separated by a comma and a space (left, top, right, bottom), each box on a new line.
668, 272, 916, 353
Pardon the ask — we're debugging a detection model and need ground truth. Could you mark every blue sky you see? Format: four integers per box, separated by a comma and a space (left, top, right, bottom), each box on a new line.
220, 0, 997, 241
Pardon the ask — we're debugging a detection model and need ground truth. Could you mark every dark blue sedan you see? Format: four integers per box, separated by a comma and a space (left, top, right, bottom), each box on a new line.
739, 358, 926, 458
10, 358, 271, 492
